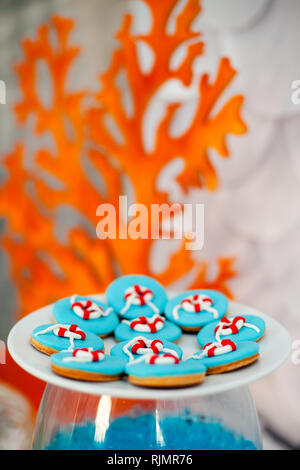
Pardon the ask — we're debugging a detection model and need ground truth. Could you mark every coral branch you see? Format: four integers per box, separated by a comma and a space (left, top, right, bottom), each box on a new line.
0, 2, 244, 319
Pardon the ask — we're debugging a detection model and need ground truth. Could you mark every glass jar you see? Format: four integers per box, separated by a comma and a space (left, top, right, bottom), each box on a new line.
33, 383, 262, 450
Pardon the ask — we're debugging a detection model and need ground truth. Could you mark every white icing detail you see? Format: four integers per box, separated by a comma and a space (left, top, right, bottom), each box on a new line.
123, 314, 165, 332
121, 284, 159, 316
215, 316, 260, 343
35, 324, 85, 351
122, 336, 179, 362
172, 294, 218, 320
70, 295, 113, 319
130, 352, 179, 365
63, 347, 105, 363
190, 340, 236, 359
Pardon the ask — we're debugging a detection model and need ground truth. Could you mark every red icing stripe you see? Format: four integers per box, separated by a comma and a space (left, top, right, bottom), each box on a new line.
57, 327, 67, 337
151, 339, 163, 354
131, 339, 146, 354
163, 353, 179, 364
149, 354, 158, 364
221, 339, 236, 351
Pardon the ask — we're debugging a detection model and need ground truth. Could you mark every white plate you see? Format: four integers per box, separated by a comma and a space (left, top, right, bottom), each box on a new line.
7, 297, 291, 399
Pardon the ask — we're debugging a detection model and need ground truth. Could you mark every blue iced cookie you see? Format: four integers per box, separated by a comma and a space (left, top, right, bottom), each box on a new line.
197, 315, 265, 348
106, 275, 167, 319
110, 336, 183, 363
165, 290, 228, 331
114, 314, 182, 343
125, 353, 207, 388
187, 340, 259, 374
51, 348, 125, 381
53, 295, 119, 337
30, 323, 104, 355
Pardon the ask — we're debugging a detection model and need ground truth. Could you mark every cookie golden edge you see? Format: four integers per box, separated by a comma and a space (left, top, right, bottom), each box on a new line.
30, 336, 105, 355
205, 353, 260, 375
30, 336, 60, 355
51, 363, 122, 382
127, 372, 206, 388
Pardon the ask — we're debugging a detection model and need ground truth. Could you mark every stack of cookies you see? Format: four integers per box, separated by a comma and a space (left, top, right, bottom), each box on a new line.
30, 274, 265, 388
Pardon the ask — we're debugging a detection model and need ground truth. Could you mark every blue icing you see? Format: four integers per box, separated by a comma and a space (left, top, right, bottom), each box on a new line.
125, 360, 206, 378
187, 341, 259, 369
114, 320, 182, 343
106, 275, 167, 319
52, 296, 119, 336
51, 351, 126, 375
45, 414, 257, 450
165, 290, 228, 328
197, 314, 265, 347
32, 323, 104, 352
110, 338, 183, 362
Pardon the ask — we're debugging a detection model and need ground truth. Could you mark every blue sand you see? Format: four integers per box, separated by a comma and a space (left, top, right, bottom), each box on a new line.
51, 351, 126, 375
53, 296, 119, 336
197, 315, 265, 347
188, 341, 259, 369
110, 339, 183, 362
32, 324, 104, 352
125, 360, 206, 378
165, 290, 228, 329
106, 275, 167, 319
45, 413, 257, 450
114, 320, 182, 343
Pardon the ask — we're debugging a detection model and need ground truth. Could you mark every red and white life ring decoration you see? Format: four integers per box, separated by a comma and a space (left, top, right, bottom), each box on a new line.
124, 314, 165, 333
121, 285, 159, 315
132, 352, 180, 365
214, 316, 260, 343
70, 295, 113, 320
195, 339, 237, 359
63, 347, 104, 363
35, 324, 86, 351
122, 336, 179, 362
172, 294, 218, 320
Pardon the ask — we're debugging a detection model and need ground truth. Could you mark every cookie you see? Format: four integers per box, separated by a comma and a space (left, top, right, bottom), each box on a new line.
125, 353, 207, 388
114, 314, 182, 343
165, 289, 228, 332
30, 323, 104, 355
52, 295, 119, 337
187, 340, 259, 374
51, 348, 125, 381
110, 336, 183, 363
106, 274, 167, 319
197, 314, 265, 348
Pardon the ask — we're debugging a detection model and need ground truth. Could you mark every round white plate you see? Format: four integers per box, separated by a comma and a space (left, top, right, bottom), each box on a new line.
7, 297, 291, 399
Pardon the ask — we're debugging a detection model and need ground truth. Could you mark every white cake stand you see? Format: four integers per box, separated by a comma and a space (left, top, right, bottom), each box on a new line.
7, 296, 291, 400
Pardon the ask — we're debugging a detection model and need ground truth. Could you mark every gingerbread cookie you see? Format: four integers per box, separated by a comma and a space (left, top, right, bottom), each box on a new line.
125, 353, 207, 388
110, 336, 183, 363
114, 314, 182, 343
106, 274, 167, 319
197, 315, 265, 348
31, 323, 104, 355
165, 289, 228, 332
187, 340, 259, 374
53, 295, 119, 337
51, 348, 125, 381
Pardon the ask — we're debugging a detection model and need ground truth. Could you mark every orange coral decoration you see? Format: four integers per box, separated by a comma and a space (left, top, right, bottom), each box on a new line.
1, 0, 246, 324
